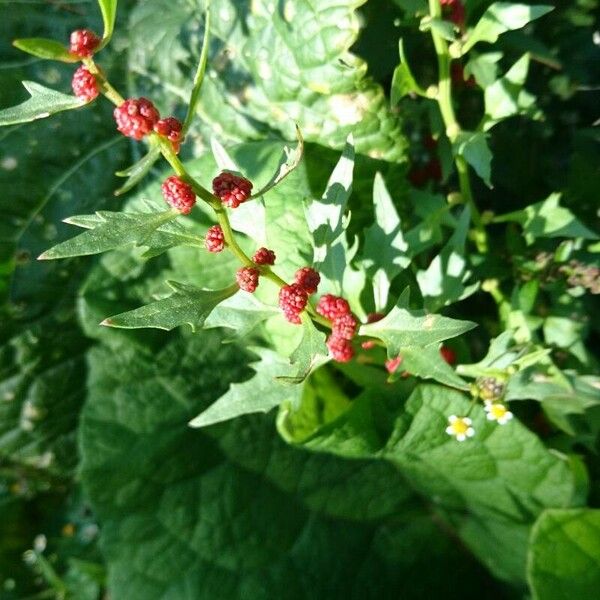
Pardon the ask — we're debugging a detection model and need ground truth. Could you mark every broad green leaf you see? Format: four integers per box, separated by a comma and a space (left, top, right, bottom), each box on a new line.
114, 146, 161, 196
359, 291, 477, 357
38, 210, 182, 259
190, 348, 301, 428
528, 509, 600, 600
0, 81, 84, 127
483, 54, 540, 130
416, 208, 477, 310
12, 38, 78, 63
391, 39, 426, 103
464, 52, 503, 88
204, 292, 278, 339
459, 3, 554, 55
454, 132, 493, 187
276, 316, 329, 385
362, 173, 410, 311
420, 16, 457, 41
210, 136, 239, 171
399, 345, 469, 389
97, 0, 118, 44
493, 193, 598, 244
102, 281, 237, 331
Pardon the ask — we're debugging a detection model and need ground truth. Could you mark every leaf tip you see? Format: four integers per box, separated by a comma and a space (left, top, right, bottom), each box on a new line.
37, 251, 50, 260
100, 318, 114, 327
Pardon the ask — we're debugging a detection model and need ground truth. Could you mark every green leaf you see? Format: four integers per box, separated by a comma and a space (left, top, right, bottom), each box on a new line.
483, 54, 541, 129
97, 0, 118, 44
416, 208, 477, 310
362, 173, 410, 311
38, 210, 183, 259
102, 281, 237, 331
464, 52, 503, 88
114, 146, 161, 196
0, 81, 84, 127
391, 39, 426, 103
275, 317, 329, 385
493, 193, 598, 244
420, 16, 457, 41
399, 345, 469, 389
12, 38, 78, 63
528, 509, 600, 600
454, 132, 493, 187
460, 3, 554, 55
190, 348, 302, 428
359, 290, 477, 358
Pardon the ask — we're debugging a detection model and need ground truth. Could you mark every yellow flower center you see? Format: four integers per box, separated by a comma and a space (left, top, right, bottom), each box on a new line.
451, 419, 469, 435
489, 404, 507, 419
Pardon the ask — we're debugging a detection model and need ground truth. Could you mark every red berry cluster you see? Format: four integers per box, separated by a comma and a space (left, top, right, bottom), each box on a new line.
317, 294, 357, 363
279, 267, 320, 324
154, 117, 184, 153
161, 176, 196, 214
114, 97, 160, 140
212, 172, 253, 208
205, 225, 225, 253
69, 29, 101, 58
236, 267, 260, 293
253, 247, 276, 265
71, 66, 99, 102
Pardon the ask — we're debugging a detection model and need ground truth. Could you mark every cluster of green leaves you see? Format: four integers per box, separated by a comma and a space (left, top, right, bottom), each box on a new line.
1, 0, 600, 599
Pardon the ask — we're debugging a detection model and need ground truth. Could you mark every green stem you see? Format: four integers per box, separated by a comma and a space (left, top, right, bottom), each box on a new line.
83, 58, 124, 106
427, 0, 487, 253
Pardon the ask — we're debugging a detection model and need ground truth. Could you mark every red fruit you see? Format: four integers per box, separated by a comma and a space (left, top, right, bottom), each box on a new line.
316, 294, 350, 321
294, 267, 320, 295
279, 284, 308, 324
205, 225, 225, 253
161, 176, 196, 215
154, 117, 183, 152
114, 98, 160, 140
253, 247, 276, 265
441, 0, 465, 28
327, 335, 354, 363
385, 356, 403, 374
69, 29, 101, 58
71, 66, 98, 102
332, 313, 357, 340
212, 172, 253, 208
236, 267, 259, 293
440, 345, 457, 365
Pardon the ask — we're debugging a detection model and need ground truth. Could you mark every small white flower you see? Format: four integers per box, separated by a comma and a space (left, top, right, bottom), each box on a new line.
445, 415, 475, 442
484, 401, 513, 425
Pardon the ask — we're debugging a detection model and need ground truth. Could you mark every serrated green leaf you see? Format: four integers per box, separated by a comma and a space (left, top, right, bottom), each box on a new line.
38, 210, 181, 259
97, 0, 118, 44
460, 3, 554, 55
276, 317, 329, 385
190, 348, 301, 428
362, 173, 410, 311
360, 291, 477, 357
102, 281, 237, 331
527, 509, 600, 600
391, 39, 426, 103
0, 81, 84, 127
12, 38, 78, 63
493, 193, 598, 244
454, 132, 493, 187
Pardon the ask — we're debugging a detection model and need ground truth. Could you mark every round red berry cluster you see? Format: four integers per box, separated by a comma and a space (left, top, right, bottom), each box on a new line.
278, 267, 320, 324
69, 29, 101, 58
205, 225, 225, 253
71, 66, 98, 102
154, 117, 183, 153
212, 172, 253, 208
253, 247, 276, 265
114, 97, 160, 140
316, 294, 357, 363
236, 267, 260, 293
161, 176, 196, 214
441, 0, 465, 28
